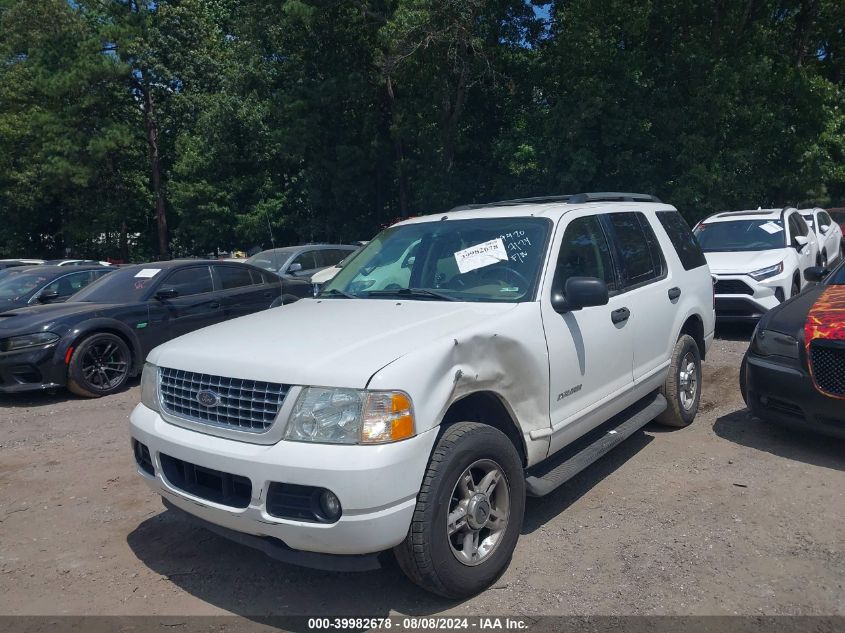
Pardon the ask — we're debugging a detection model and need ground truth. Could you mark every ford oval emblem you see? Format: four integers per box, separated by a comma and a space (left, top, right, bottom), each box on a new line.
196, 390, 221, 408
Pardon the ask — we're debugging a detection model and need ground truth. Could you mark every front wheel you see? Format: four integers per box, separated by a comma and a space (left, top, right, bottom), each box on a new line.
655, 334, 702, 427
67, 333, 132, 397
394, 422, 525, 598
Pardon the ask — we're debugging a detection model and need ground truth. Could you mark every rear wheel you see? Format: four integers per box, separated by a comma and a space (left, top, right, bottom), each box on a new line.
67, 333, 131, 398
655, 334, 701, 428
821, 250, 828, 269
791, 278, 800, 298
394, 422, 524, 598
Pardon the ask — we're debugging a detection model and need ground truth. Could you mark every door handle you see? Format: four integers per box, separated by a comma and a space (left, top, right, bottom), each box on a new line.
611, 307, 631, 324
209, 302, 221, 309
668, 287, 681, 300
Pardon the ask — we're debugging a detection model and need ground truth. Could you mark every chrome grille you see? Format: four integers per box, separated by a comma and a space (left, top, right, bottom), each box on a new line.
809, 343, 845, 398
159, 367, 289, 432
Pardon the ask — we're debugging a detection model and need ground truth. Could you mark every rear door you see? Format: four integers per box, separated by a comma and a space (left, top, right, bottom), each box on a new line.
543, 212, 634, 453
213, 264, 276, 320
149, 266, 222, 340
604, 211, 675, 383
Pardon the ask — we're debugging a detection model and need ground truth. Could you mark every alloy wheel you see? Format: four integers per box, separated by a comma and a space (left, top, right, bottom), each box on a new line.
678, 352, 698, 411
81, 340, 129, 390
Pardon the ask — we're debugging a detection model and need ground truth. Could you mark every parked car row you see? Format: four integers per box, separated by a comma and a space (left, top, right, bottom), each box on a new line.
694, 206, 843, 321
0, 244, 357, 397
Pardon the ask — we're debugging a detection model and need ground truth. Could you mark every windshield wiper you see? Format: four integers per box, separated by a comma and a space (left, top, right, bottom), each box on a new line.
319, 288, 356, 299
367, 288, 458, 301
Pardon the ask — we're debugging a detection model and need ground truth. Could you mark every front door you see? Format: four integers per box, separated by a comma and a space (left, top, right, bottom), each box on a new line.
148, 266, 222, 343
542, 212, 634, 454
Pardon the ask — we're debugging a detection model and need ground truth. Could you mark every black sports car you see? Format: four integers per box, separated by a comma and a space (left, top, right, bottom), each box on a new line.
741, 259, 845, 438
0, 260, 300, 397
0, 265, 112, 312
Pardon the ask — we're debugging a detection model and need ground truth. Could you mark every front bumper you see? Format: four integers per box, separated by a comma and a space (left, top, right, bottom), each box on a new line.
745, 352, 845, 439
0, 343, 66, 393
129, 403, 438, 557
713, 273, 789, 321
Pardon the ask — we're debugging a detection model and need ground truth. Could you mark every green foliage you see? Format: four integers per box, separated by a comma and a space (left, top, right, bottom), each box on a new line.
0, 0, 843, 259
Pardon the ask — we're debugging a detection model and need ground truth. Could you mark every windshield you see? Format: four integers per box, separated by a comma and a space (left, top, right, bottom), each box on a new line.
71, 266, 160, 303
0, 270, 47, 299
693, 220, 786, 252
323, 218, 550, 302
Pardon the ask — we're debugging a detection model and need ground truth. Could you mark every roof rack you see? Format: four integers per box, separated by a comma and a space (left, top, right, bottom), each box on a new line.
449, 192, 661, 211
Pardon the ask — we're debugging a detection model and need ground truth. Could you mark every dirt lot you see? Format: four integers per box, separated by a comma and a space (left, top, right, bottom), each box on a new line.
1, 326, 843, 617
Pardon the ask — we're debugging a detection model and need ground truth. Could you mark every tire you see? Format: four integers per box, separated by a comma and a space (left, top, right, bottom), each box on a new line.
739, 352, 748, 405
67, 333, 132, 398
394, 422, 525, 599
791, 279, 800, 298
655, 334, 701, 428
821, 251, 828, 269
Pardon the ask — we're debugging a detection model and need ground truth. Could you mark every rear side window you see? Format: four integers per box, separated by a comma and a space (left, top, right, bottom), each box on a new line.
317, 249, 350, 267
606, 212, 666, 288
215, 265, 254, 290
656, 211, 707, 271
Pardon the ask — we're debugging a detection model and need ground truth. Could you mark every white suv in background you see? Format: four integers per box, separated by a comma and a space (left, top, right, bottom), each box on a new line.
130, 192, 715, 598
800, 207, 843, 268
693, 208, 819, 321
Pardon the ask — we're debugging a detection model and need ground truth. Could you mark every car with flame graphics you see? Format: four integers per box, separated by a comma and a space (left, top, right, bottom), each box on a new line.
741, 259, 845, 438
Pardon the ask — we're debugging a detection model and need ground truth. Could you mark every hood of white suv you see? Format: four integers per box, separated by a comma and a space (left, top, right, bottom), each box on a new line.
148, 298, 518, 389
704, 250, 786, 275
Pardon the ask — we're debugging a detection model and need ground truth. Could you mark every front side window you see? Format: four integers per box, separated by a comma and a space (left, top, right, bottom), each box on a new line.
607, 212, 665, 287
324, 218, 551, 302
693, 219, 786, 252
289, 251, 318, 272
158, 267, 214, 297
801, 214, 815, 230
245, 250, 286, 272
553, 215, 617, 294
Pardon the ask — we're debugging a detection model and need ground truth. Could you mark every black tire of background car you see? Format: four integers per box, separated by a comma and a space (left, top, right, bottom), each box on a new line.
393, 422, 525, 599
791, 279, 800, 298
655, 334, 702, 427
67, 332, 132, 398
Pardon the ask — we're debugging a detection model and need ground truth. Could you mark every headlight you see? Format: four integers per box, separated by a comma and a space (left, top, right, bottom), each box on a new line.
0, 332, 59, 352
748, 262, 783, 281
285, 387, 415, 445
140, 362, 160, 412
750, 329, 799, 359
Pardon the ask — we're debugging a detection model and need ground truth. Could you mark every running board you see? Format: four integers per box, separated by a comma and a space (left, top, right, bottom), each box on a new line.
525, 393, 667, 497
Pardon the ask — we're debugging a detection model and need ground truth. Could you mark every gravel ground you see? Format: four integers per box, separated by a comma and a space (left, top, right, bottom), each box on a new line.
1, 326, 843, 617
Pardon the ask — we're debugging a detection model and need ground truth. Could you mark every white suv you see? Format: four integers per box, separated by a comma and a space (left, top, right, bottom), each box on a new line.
130, 193, 715, 598
800, 207, 843, 268
693, 208, 819, 321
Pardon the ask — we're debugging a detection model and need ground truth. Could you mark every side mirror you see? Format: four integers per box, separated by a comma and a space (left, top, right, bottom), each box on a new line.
793, 234, 809, 250
820, 224, 830, 234
37, 290, 60, 304
155, 288, 179, 301
551, 277, 609, 314
287, 262, 303, 274
804, 266, 829, 283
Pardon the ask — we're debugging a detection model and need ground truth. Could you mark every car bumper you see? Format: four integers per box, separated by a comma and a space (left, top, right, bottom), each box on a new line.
129, 403, 438, 557
713, 273, 790, 321
0, 343, 66, 393
745, 352, 845, 439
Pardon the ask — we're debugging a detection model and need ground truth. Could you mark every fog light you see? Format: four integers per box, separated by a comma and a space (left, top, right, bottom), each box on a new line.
319, 490, 342, 521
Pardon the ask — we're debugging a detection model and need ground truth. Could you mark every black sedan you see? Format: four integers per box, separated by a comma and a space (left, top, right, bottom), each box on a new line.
0, 260, 291, 397
0, 265, 112, 312
741, 260, 845, 438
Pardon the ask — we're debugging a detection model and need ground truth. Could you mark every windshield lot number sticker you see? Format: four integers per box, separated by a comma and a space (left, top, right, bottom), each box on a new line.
759, 222, 783, 234
134, 268, 161, 278
455, 238, 509, 274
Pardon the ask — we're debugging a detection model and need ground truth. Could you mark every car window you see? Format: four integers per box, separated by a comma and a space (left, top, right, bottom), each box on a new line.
656, 211, 707, 271
695, 219, 786, 252
317, 249, 351, 268
819, 211, 833, 228
793, 213, 810, 237
43, 271, 98, 298
290, 250, 318, 272
0, 270, 47, 299
607, 212, 665, 288
801, 214, 815, 230
215, 265, 254, 290
158, 267, 213, 297
245, 250, 287, 272
553, 215, 617, 294
326, 218, 551, 302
